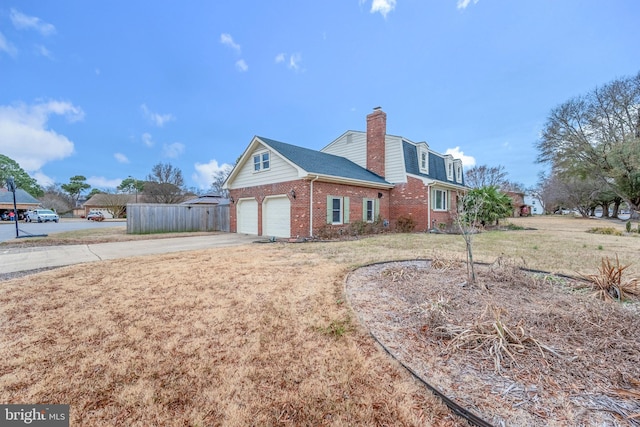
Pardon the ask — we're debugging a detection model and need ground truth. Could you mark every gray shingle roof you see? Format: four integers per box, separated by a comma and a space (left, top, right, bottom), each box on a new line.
0, 189, 40, 204
258, 136, 391, 185
402, 140, 465, 186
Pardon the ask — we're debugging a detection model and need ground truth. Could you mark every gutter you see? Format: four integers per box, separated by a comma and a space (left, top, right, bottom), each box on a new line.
309, 175, 319, 237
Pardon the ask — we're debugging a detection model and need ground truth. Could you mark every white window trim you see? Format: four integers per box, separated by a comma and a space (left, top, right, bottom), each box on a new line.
432, 188, 448, 211
446, 159, 453, 181
419, 148, 429, 174
252, 150, 271, 173
455, 163, 462, 183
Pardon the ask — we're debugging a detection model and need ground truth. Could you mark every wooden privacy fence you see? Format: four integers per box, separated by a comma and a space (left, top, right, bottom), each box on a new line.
126, 203, 230, 234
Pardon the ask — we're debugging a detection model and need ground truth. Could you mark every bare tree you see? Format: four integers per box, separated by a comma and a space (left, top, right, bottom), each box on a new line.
455, 191, 485, 288
536, 72, 640, 214
100, 191, 131, 218
145, 163, 186, 204
210, 164, 234, 198
40, 184, 74, 214
465, 165, 508, 189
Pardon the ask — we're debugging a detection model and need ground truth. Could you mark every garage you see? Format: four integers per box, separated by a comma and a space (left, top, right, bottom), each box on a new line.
237, 198, 258, 235
262, 195, 291, 238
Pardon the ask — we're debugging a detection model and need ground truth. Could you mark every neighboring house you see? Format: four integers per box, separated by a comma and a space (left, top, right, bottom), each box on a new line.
505, 191, 529, 217
524, 195, 544, 215
223, 108, 468, 238
0, 188, 41, 219
180, 193, 229, 206
83, 193, 142, 218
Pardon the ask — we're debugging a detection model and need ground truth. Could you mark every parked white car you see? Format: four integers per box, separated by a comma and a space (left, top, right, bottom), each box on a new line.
25, 209, 60, 223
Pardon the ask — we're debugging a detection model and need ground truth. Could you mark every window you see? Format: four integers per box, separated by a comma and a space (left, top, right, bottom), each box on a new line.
432, 189, 448, 211
253, 151, 270, 172
326, 195, 350, 224
447, 162, 453, 180
362, 198, 379, 222
419, 148, 429, 173
456, 164, 462, 183
332, 198, 342, 223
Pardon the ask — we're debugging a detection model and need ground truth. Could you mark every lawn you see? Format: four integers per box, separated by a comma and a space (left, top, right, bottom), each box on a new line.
1, 215, 638, 426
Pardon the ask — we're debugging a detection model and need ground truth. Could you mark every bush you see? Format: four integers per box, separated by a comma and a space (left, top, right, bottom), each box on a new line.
586, 227, 622, 236
626, 220, 632, 233
396, 215, 415, 233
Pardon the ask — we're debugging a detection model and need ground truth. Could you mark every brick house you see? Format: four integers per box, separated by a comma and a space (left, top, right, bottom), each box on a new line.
223, 108, 467, 238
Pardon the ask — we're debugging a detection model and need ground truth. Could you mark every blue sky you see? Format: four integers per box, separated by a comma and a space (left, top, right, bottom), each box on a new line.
1, 1, 638, 192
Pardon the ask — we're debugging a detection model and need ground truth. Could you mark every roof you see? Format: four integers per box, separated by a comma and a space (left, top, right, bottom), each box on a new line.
258, 136, 391, 186
0, 188, 41, 205
180, 193, 230, 205
402, 140, 466, 186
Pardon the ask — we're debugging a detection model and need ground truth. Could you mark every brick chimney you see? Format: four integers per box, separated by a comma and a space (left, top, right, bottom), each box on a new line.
366, 107, 386, 178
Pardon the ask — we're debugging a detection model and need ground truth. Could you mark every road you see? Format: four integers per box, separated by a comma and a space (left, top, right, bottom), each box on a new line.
0, 218, 125, 243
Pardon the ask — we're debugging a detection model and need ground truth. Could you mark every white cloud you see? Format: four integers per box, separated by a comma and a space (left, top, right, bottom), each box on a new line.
140, 104, 175, 127
276, 53, 303, 71
192, 160, 233, 190
370, 0, 397, 18
445, 146, 476, 168
0, 31, 18, 57
10, 9, 56, 36
220, 33, 241, 53
114, 153, 129, 163
162, 142, 185, 158
289, 53, 302, 71
235, 59, 248, 72
0, 100, 83, 183
87, 176, 122, 189
141, 132, 154, 147
36, 44, 53, 59
457, 0, 479, 10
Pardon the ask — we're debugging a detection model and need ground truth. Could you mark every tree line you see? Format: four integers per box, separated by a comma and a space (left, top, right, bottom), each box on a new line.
1, 158, 233, 217
534, 71, 640, 218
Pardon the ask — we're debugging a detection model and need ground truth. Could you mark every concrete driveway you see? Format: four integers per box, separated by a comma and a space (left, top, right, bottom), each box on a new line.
0, 233, 258, 274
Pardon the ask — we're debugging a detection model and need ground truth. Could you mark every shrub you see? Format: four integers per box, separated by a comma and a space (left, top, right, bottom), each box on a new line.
396, 215, 415, 233
626, 220, 632, 233
586, 227, 622, 236
578, 255, 640, 302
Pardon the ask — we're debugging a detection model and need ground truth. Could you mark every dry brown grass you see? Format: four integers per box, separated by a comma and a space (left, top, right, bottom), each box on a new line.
1, 215, 640, 426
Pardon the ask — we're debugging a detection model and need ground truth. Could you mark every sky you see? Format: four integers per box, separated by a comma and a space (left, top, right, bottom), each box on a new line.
1, 0, 638, 192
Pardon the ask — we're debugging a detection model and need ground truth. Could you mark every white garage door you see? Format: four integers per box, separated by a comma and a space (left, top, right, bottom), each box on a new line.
237, 198, 258, 235
263, 195, 291, 238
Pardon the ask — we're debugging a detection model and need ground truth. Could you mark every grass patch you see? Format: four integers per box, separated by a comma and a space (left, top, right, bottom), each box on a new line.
587, 227, 623, 236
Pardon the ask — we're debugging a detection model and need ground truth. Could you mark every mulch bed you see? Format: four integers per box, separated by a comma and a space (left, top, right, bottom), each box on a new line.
345, 258, 640, 426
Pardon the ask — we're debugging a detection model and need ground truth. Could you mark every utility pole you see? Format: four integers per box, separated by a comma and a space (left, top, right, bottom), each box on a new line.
5, 177, 19, 238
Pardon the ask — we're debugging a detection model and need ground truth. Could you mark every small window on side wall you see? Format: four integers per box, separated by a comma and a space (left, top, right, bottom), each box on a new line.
326, 195, 350, 224
363, 198, 380, 222
253, 151, 270, 172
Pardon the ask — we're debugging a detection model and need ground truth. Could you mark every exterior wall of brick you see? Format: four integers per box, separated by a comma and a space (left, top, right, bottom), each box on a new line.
230, 176, 461, 237
229, 179, 392, 238
388, 176, 460, 232
229, 179, 308, 237
366, 108, 386, 178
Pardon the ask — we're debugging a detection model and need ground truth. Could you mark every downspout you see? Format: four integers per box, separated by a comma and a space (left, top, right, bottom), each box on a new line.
309, 175, 319, 237
427, 184, 431, 232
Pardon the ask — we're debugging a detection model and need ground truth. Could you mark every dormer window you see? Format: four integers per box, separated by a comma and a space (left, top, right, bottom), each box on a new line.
445, 158, 453, 181
455, 163, 462, 183
419, 148, 429, 174
253, 151, 270, 172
